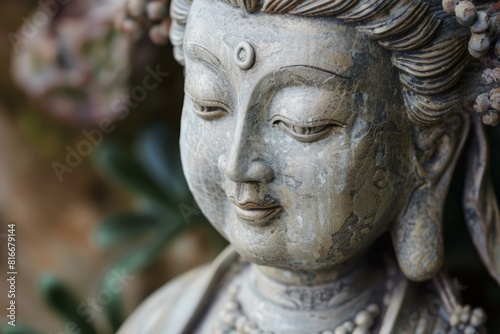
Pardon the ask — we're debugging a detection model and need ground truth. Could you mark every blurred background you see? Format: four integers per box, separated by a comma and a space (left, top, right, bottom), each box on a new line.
0, 1, 498, 333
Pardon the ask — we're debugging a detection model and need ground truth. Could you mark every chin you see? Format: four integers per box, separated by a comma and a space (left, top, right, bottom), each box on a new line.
229, 234, 352, 272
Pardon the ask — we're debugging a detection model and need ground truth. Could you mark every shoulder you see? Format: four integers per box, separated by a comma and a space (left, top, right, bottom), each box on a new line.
117, 264, 211, 334
117, 246, 240, 334
387, 272, 487, 334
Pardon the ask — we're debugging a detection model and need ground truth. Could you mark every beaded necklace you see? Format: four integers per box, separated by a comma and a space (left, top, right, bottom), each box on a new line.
213, 284, 384, 334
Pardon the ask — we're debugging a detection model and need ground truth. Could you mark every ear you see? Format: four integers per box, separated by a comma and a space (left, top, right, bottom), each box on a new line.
392, 113, 471, 281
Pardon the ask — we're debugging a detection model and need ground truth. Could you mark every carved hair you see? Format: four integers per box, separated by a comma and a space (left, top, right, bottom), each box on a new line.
170, 0, 472, 126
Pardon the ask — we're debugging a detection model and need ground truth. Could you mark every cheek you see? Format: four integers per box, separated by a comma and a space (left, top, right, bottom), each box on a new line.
280, 156, 353, 243
180, 105, 229, 233
278, 135, 357, 232
277, 129, 407, 259
325, 132, 408, 258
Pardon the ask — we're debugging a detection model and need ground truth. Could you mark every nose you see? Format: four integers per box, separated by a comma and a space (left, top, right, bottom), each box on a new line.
218, 144, 274, 184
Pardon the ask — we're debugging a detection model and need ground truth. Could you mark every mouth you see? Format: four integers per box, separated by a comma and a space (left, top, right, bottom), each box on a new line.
229, 197, 282, 226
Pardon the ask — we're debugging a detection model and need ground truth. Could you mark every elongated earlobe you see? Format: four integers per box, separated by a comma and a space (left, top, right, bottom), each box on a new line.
392, 185, 444, 281
392, 113, 470, 282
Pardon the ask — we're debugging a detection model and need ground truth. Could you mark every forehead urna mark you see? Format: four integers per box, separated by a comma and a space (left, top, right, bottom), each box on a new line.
234, 41, 256, 70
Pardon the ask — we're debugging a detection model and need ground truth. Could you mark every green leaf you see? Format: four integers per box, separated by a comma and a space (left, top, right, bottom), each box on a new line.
92, 139, 167, 202
38, 274, 98, 334
94, 212, 162, 249
112, 216, 188, 274
101, 285, 125, 332
134, 123, 191, 203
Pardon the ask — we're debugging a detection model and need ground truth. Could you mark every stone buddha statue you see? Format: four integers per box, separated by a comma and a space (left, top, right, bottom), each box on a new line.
117, 0, 500, 333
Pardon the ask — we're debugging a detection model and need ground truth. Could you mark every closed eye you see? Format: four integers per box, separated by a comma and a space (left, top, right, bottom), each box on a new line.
193, 102, 228, 119
186, 91, 229, 120
271, 115, 345, 142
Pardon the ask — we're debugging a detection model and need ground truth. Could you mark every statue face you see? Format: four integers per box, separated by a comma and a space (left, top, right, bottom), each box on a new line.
180, 0, 413, 271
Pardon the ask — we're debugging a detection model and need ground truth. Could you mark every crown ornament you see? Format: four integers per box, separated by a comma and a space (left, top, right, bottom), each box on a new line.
443, 0, 500, 125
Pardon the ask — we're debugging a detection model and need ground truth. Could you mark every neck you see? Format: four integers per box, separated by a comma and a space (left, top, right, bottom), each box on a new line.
250, 261, 374, 311
256, 260, 359, 285
234, 260, 385, 333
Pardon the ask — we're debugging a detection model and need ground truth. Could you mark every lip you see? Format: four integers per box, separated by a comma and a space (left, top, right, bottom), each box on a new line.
229, 197, 282, 226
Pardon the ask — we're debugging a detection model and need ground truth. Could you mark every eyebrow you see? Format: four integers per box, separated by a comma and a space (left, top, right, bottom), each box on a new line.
184, 43, 221, 67
279, 65, 350, 80
185, 43, 350, 80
